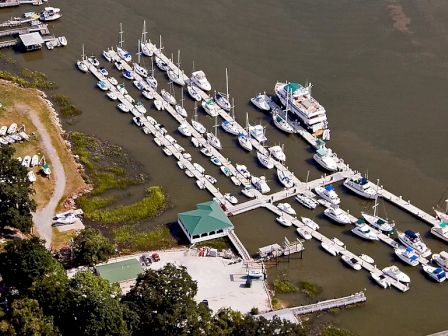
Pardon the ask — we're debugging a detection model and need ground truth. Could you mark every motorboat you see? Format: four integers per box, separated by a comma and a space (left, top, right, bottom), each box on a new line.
177, 123, 192, 137
397, 230, 432, 257
134, 101, 146, 114
191, 70, 211, 91
220, 166, 232, 177
296, 227, 312, 240
214, 92, 231, 111
251, 176, 270, 194
314, 185, 340, 205
153, 137, 162, 146
202, 99, 219, 117
77, 60, 88, 73
394, 247, 419, 267
205, 175, 217, 184
191, 137, 200, 148
107, 91, 117, 100
53, 214, 78, 225
27, 171, 36, 183
341, 255, 362, 271
22, 156, 31, 168
154, 100, 164, 111
185, 169, 194, 178
146, 75, 158, 89
351, 223, 379, 241
99, 66, 108, 76
276, 214, 292, 227
313, 147, 338, 172
182, 153, 192, 161
124, 94, 135, 104
198, 147, 211, 158
117, 103, 130, 113
116, 83, 128, 95
249, 124, 267, 143
301, 217, 320, 231
423, 266, 446, 283
360, 254, 375, 264
133, 80, 145, 91
142, 90, 154, 100
175, 105, 188, 118
382, 265, 411, 283
251, 93, 271, 111
163, 147, 172, 156
269, 145, 286, 162
155, 57, 170, 71
175, 144, 186, 153
371, 272, 389, 289
39, 7, 61, 21
236, 164, 251, 179
146, 116, 157, 125
31, 155, 39, 167
224, 193, 238, 204
187, 85, 202, 101
108, 77, 118, 86
4, 136, 14, 144
272, 110, 295, 134
133, 63, 148, 78
210, 156, 222, 166
277, 169, 294, 188
206, 132, 222, 150
432, 251, 448, 271
97, 80, 109, 91
321, 242, 338, 256
361, 209, 395, 233
257, 151, 274, 169
231, 176, 241, 186
161, 89, 177, 105
277, 203, 296, 216
295, 194, 318, 209
431, 221, 448, 243
221, 120, 239, 135
122, 70, 134, 80
114, 61, 124, 71
117, 46, 132, 62
241, 185, 256, 198
324, 207, 352, 224
167, 69, 185, 86
196, 179, 206, 190
343, 177, 377, 199
189, 120, 205, 135
177, 161, 186, 170
238, 132, 253, 151
193, 163, 205, 174
87, 56, 99, 67
165, 134, 177, 144
102, 49, 113, 62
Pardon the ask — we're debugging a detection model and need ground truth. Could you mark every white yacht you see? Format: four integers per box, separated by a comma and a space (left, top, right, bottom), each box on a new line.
272, 110, 295, 134
371, 272, 389, 289
251, 176, 270, 194
201, 99, 219, 117
277, 169, 294, 188
221, 120, 239, 135
301, 217, 320, 231
177, 123, 192, 137
187, 85, 202, 101
191, 70, 211, 91
343, 176, 377, 199
122, 70, 134, 80
133, 80, 145, 91
117, 103, 130, 113
215, 92, 231, 111
241, 185, 256, 198
431, 221, 448, 243
140, 20, 154, 57
296, 227, 312, 240
321, 242, 338, 256
250, 93, 271, 111
205, 175, 217, 184
257, 151, 274, 169
39, 7, 61, 21
277, 203, 296, 216
361, 196, 395, 233
117, 47, 132, 63
103, 49, 113, 62
269, 145, 286, 162
206, 132, 222, 150
324, 207, 352, 224
236, 164, 251, 179
276, 214, 292, 227
394, 247, 419, 267
161, 89, 176, 105
97, 80, 109, 91
200, 147, 213, 157
134, 101, 146, 114
382, 265, 411, 283
313, 147, 338, 172
224, 193, 238, 204
432, 251, 448, 271
108, 77, 118, 86
249, 124, 267, 143
398, 230, 431, 257
314, 185, 340, 205
133, 63, 148, 78
210, 156, 222, 166
238, 132, 252, 152
275, 81, 328, 133
155, 57, 169, 71
351, 224, 379, 241
423, 266, 446, 283
142, 90, 154, 100
341, 255, 362, 271
295, 194, 318, 209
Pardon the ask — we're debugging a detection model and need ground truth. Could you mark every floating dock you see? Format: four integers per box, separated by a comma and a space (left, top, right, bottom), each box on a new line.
0, 0, 42, 7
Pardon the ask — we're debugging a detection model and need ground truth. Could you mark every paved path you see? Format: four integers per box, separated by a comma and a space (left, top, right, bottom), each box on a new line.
19, 103, 66, 248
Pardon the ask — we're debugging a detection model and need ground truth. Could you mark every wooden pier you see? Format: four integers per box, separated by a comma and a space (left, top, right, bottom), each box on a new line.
0, 23, 48, 38
0, 0, 42, 7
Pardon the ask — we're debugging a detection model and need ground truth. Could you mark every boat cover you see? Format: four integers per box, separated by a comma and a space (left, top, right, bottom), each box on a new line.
359, 177, 369, 185
404, 230, 418, 240
325, 185, 335, 191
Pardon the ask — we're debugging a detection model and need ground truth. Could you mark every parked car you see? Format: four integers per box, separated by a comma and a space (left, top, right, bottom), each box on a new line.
152, 253, 160, 262
141, 254, 152, 266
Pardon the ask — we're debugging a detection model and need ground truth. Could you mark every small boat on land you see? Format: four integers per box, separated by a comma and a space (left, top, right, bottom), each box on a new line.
397, 229, 432, 257
276, 213, 292, 227
7, 123, 17, 134
296, 227, 312, 240
241, 185, 256, 198
191, 70, 211, 91
314, 185, 340, 205
27, 171, 36, 183
277, 203, 296, 216
382, 265, 411, 283
187, 85, 202, 101
351, 223, 379, 241
31, 155, 39, 167
343, 176, 378, 199
0, 126, 7, 136
224, 193, 238, 204
321, 242, 338, 256
117, 103, 130, 113
371, 272, 389, 289
22, 156, 31, 168
301, 217, 320, 231
394, 247, 419, 267
295, 194, 318, 209
341, 255, 362, 271
257, 151, 274, 169
324, 207, 352, 224
422, 265, 446, 283
251, 93, 271, 111
0, 137, 8, 145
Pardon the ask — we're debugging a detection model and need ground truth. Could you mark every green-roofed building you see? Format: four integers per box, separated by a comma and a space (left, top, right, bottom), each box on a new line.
178, 200, 234, 243
96, 258, 143, 284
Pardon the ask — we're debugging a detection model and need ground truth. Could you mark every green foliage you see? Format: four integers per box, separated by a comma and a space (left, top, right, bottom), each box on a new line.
0, 145, 36, 232
249, 307, 259, 315
0, 237, 64, 291
321, 325, 356, 336
51, 94, 82, 117
271, 296, 283, 310
0, 69, 56, 90
113, 225, 177, 251
195, 236, 230, 250
300, 280, 322, 297
72, 227, 115, 266
273, 274, 298, 294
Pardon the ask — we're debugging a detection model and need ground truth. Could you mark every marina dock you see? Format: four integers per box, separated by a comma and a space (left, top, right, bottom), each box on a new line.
0, 0, 42, 7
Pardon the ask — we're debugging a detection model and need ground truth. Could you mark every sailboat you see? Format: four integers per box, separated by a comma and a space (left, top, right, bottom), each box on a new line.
191, 102, 206, 134
238, 113, 253, 151
133, 40, 148, 78
206, 117, 222, 150
167, 50, 185, 86
145, 57, 158, 89
221, 98, 239, 135
140, 20, 154, 57
155, 35, 170, 71
257, 150, 274, 169
76, 44, 88, 72
214, 68, 231, 111
272, 91, 294, 134
361, 184, 395, 233
175, 88, 187, 118
117, 23, 132, 62
434, 194, 448, 223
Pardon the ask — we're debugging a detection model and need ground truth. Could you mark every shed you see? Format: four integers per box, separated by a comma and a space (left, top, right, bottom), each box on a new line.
96, 258, 143, 284
19, 32, 44, 51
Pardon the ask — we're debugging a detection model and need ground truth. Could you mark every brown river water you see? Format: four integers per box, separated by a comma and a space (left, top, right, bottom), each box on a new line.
1, 1, 448, 334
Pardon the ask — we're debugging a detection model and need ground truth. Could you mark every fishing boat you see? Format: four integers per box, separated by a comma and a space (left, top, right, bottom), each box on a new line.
108, 77, 118, 86
257, 151, 274, 169
102, 49, 113, 62
31, 155, 39, 167
210, 156, 222, 166
382, 265, 411, 283
394, 247, 419, 267
220, 166, 232, 177
142, 90, 154, 100
321, 242, 338, 256
272, 109, 294, 134
269, 145, 286, 162
277, 203, 296, 216
397, 230, 432, 257
314, 185, 340, 205
236, 164, 251, 178
21, 156, 31, 168
7, 123, 17, 134
202, 99, 219, 117
187, 85, 202, 101
117, 103, 130, 113
431, 221, 448, 243
313, 147, 338, 172
276, 213, 292, 227
423, 266, 446, 283
324, 206, 352, 224
134, 101, 146, 114
296, 227, 312, 240
97, 80, 109, 91
191, 70, 211, 91
295, 194, 318, 209
251, 176, 270, 194
249, 124, 267, 143
205, 175, 217, 184
360, 254, 375, 264
140, 20, 154, 57
241, 185, 256, 198
432, 251, 448, 271
351, 223, 379, 241
224, 193, 238, 204
370, 272, 389, 289
154, 100, 164, 111
361, 194, 395, 233
39, 7, 61, 21
277, 169, 294, 188
117, 23, 132, 62
177, 123, 191, 137
341, 255, 362, 271
251, 92, 271, 111
301, 217, 320, 231
343, 176, 377, 199
27, 171, 36, 183
161, 89, 177, 105
99, 66, 108, 76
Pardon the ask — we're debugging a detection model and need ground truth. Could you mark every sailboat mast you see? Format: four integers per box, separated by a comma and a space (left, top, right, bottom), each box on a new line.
119, 23, 124, 48
181, 87, 184, 108
142, 20, 147, 43
81, 44, 85, 60
137, 39, 141, 64
232, 98, 235, 120
245, 112, 249, 133
159, 35, 163, 52
225, 67, 229, 100
373, 179, 380, 217
194, 102, 198, 121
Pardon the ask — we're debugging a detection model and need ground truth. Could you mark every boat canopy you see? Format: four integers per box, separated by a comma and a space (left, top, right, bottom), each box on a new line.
404, 230, 418, 239
325, 185, 335, 191
359, 177, 369, 185
356, 218, 366, 225
405, 247, 413, 253
316, 147, 328, 156
284, 82, 303, 93
376, 218, 386, 225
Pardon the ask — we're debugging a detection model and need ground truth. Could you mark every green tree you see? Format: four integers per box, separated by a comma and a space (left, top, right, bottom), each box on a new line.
0, 237, 65, 291
123, 263, 213, 335
72, 227, 115, 266
0, 145, 36, 232
7, 298, 58, 336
